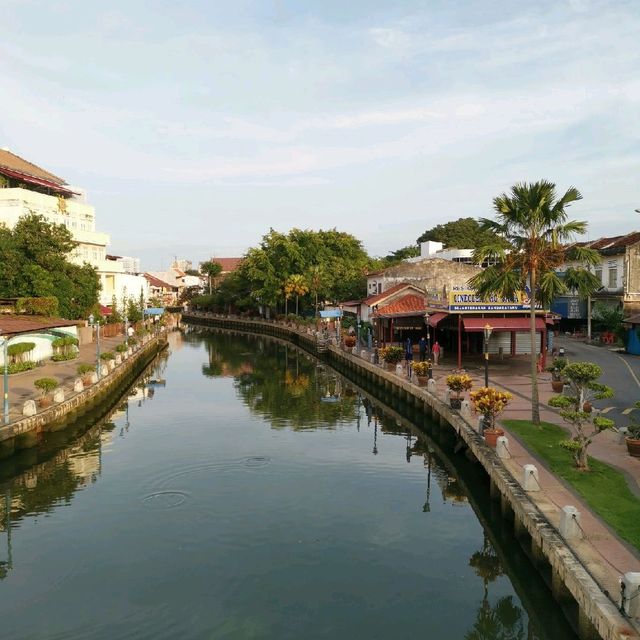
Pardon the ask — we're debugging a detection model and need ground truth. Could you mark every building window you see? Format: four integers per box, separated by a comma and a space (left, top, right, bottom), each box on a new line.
608, 268, 617, 288
594, 268, 602, 284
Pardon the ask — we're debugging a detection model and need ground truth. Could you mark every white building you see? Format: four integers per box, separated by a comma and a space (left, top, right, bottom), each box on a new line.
0, 148, 147, 307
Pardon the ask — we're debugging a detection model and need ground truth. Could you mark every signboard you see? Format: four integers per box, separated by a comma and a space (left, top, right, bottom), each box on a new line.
446, 290, 542, 312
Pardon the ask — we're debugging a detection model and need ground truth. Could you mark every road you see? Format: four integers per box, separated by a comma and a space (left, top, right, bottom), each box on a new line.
555, 335, 640, 428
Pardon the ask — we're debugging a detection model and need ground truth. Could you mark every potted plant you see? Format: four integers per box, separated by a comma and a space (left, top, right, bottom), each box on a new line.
380, 346, 404, 370
77, 363, 96, 386
412, 360, 432, 386
470, 387, 513, 446
546, 357, 568, 392
34, 377, 58, 407
343, 335, 356, 349
625, 402, 640, 457
446, 373, 473, 409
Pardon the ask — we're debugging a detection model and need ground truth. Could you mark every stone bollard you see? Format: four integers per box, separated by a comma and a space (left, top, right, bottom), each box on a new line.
361, 350, 367, 359
53, 388, 65, 404
460, 400, 471, 418
115, 354, 122, 365
444, 388, 451, 403
23, 400, 37, 416
427, 379, 436, 393
100, 365, 109, 378
128, 348, 133, 356
370, 353, 376, 364
559, 505, 582, 540
618, 426, 629, 444
73, 378, 84, 393
108, 360, 116, 371
496, 436, 509, 459
395, 364, 404, 376
90, 372, 99, 384
621, 572, 640, 618
477, 416, 485, 434
523, 464, 540, 491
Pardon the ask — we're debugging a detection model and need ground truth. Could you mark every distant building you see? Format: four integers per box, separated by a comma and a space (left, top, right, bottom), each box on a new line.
171, 258, 192, 272
0, 148, 148, 307
107, 255, 141, 274
205, 257, 243, 287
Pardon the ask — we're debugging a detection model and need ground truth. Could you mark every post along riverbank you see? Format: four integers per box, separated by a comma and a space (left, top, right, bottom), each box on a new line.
0, 333, 167, 457
183, 312, 639, 640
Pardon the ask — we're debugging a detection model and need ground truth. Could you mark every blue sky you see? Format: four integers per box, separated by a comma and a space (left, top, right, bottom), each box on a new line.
1, 0, 639, 269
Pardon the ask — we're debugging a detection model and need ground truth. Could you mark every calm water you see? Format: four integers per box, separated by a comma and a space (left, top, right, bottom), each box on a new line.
0, 328, 576, 640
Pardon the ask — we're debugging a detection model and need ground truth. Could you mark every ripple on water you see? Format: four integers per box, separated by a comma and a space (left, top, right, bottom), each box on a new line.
141, 490, 189, 510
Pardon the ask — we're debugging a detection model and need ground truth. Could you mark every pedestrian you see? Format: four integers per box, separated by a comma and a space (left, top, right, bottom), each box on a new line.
405, 338, 413, 362
127, 325, 134, 338
419, 336, 427, 362
432, 341, 441, 365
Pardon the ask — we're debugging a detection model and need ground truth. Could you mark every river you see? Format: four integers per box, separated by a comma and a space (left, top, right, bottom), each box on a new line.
0, 328, 577, 639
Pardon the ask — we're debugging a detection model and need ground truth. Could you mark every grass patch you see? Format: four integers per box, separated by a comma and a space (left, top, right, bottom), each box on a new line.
503, 419, 640, 550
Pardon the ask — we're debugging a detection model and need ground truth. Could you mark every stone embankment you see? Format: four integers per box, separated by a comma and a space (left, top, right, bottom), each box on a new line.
183, 312, 640, 640
0, 333, 167, 456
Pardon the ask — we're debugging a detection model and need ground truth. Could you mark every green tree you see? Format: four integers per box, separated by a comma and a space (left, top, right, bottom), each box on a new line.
0, 214, 100, 319
201, 260, 222, 294
384, 244, 421, 263
469, 181, 600, 425
284, 274, 309, 316
548, 362, 614, 471
417, 217, 508, 250
306, 265, 325, 318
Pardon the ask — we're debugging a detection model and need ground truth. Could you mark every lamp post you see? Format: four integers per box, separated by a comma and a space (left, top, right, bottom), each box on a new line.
424, 312, 431, 355
356, 314, 361, 349
483, 323, 493, 387
89, 314, 101, 380
2, 336, 9, 424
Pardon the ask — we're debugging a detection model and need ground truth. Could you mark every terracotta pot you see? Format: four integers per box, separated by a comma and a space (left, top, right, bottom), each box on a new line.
626, 438, 640, 458
450, 397, 462, 410
82, 375, 94, 386
38, 396, 53, 408
417, 375, 428, 387
551, 379, 565, 393
484, 428, 505, 448
583, 401, 592, 413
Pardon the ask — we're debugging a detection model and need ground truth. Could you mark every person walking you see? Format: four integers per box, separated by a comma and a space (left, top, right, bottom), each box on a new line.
432, 341, 441, 365
418, 336, 427, 362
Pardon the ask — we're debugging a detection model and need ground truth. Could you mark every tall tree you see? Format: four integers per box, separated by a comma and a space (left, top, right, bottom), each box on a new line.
417, 217, 508, 250
284, 274, 309, 316
469, 181, 600, 425
201, 260, 222, 294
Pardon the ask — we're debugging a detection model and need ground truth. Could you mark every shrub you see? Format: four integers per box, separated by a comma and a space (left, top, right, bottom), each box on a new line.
470, 387, 513, 430
34, 377, 58, 396
52, 335, 78, 360
7, 362, 37, 375
128, 337, 138, 347
77, 363, 96, 375
51, 353, 76, 362
15, 296, 59, 316
379, 345, 404, 364
115, 344, 128, 353
7, 342, 35, 364
412, 361, 432, 376
99, 351, 115, 361
446, 374, 473, 397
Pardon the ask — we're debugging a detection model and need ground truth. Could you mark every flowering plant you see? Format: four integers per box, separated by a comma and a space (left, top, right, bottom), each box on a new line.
470, 387, 512, 430
445, 374, 473, 398
379, 345, 404, 364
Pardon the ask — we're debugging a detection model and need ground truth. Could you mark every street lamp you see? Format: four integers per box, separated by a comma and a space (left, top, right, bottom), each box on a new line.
88, 314, 101, 380
424, 311, 431, 352
2, 335, 10, 424
483, 323, 493, 387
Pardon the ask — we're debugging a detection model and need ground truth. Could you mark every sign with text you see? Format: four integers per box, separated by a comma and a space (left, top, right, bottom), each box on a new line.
447, 290, 542, 312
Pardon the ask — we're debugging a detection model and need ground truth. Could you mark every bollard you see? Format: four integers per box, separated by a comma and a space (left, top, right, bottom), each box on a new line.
460, 400, 471, 418
523, 464, 540, 491
370, 353, 376, 364
621, 572, 640, 618
361, 350, 367, 359
395, 364, 404, 376
618, 426, 629, 444
100, 365, 109, 378
559, 505, 582, 540
477, 416, 485, 434
73, 378, 84, 393
108, 360, 116, 372
23, 400, 37, 417
427, 379, 436, 393
444, 388, 451, 403
115, 354, 122, 365
53, 388, 65, 404
496, 436, 509, 459
90, 372, 99, 384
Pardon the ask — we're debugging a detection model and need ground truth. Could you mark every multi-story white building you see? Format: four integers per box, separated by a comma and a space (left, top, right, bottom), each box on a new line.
0, 148, 147, 307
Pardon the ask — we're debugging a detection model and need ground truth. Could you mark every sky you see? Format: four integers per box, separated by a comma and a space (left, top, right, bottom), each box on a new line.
1, 0, 639, 270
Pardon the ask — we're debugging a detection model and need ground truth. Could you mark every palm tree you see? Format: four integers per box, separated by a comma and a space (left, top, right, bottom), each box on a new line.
285, 274, 309, 316
469, 181, 600, 425
201, 261, 222, 294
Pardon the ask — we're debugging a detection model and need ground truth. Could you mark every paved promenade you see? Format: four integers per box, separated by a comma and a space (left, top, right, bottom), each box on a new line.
0, 334, 126, 423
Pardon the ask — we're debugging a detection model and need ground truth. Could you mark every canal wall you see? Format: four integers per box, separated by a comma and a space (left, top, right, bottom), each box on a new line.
0, 333, 167, 457
183, 313, 639, 640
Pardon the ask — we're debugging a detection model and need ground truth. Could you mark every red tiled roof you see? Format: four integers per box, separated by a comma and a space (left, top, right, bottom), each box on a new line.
0, 315, 79, 337
462, 317, 546, 332
0, 149, 66, 185
377, 294, 426, 317
211, 257, 242, 273
572, 232, 640, 253
144, 273, 178, 290
364, 283, 415, 306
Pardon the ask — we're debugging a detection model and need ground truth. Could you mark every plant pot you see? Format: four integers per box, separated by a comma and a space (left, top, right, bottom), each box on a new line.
484, 427, 505, 448
551, 379, 565, 393
82, 375, 94, 386
626, 437, 640, 458
417, 375, 428, 387
38, 396, 53, 408
450, 397, 462, 410
582, 401, 592, 413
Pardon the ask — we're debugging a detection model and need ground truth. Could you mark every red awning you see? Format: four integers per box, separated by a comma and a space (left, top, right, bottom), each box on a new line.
462, 317, 546, 332
99, 305, 113, 316
427, 312, 448, 327
0, 166, 77, 195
